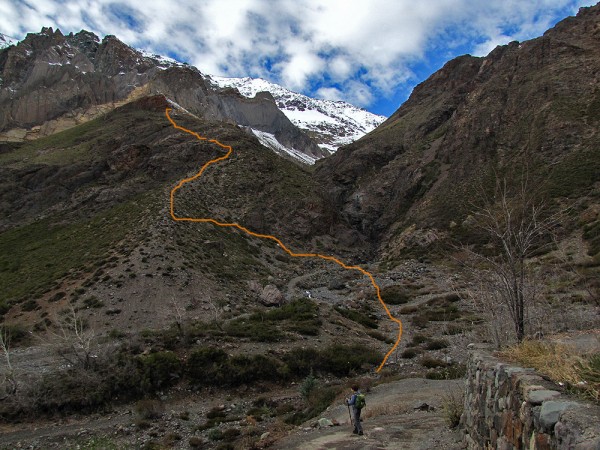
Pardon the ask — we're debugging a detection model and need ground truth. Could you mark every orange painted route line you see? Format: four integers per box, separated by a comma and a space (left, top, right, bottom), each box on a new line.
165, 107, 402, 372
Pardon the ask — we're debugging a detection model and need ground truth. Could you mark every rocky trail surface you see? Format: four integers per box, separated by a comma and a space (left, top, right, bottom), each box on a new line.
276, 378, 465, 450
0, 378, 465, 449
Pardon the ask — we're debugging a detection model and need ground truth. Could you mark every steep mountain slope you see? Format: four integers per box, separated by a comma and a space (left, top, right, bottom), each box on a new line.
316, 4, 600, 262
210, 76, 386, 153
0, 93, 366, 326
0, 28, 324, 162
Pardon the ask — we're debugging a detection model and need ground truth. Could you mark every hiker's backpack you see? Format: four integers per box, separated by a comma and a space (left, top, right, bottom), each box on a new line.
355, 393, 366, 409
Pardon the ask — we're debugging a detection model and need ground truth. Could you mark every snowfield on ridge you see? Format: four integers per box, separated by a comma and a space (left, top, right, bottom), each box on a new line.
210, 75, 387, 154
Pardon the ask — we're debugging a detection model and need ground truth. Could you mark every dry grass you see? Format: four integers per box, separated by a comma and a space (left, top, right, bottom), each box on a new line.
441, 390, 464, 428
500, 340, 600, 402
363, 403, 410, 419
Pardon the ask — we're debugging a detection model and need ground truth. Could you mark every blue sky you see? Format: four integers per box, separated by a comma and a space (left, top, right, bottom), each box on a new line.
0, 0, 596, 116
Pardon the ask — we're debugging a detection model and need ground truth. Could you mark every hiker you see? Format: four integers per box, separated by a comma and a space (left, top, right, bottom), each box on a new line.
345, 385, 365, 435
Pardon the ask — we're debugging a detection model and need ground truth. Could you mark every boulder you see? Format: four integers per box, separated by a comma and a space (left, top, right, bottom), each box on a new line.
318, 418, 334, 428
260, 284, 284, 306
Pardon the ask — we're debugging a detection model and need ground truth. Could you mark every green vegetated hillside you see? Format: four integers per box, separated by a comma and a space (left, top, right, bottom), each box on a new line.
0, 93, 343, 313
0, 94, 386, 361
0, 93, 394, 426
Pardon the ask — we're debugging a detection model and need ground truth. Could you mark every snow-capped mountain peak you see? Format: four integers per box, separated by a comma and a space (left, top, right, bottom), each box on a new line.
209, 75, 386, 154
0, 33, 17, 50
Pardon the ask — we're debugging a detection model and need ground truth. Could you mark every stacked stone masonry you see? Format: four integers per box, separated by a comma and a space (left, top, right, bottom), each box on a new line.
461, 345, 600, 450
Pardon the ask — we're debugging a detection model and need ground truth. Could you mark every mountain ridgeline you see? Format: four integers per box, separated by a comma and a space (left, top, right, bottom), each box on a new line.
0, 4, 599, 329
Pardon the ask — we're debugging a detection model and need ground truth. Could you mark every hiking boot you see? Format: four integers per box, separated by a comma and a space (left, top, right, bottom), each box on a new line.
352, 429, 358, 434
358, 431, 364, 436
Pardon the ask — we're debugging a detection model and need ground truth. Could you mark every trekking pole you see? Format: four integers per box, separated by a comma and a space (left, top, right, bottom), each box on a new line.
347, 404, 353, 427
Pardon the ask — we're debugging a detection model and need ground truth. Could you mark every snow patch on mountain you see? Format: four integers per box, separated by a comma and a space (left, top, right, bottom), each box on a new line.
0, 33, 17, 50
209, 76, 386, 153
250, 129, 317, 165
139, 49, 187, 70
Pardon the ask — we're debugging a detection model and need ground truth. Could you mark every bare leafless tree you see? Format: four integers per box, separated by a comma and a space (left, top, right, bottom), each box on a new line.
463, 176, 563, 342
461, 278, 513, 349
48, 304, 97, 370
0, 327, 17, 399
169, 296, 186, 335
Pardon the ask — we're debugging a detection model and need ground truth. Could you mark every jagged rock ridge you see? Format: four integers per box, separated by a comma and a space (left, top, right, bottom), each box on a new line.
0, 28, 325, 163
0, 33, 16, 50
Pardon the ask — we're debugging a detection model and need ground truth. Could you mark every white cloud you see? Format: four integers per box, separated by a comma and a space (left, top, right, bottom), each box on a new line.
472, 35, 513, 57
316, 87, 343, 101
0, 0, 593, 109
345, 80, 374, 107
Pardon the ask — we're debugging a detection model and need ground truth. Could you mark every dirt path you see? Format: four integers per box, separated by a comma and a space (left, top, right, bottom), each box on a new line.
275, 378, 465, 450
0, 378, 466, 449
0, 410, 132, 448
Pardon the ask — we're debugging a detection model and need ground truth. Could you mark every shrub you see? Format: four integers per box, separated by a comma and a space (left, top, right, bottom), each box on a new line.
399, 305, 418, 314
21, 299, 39, 312
401, 348, 420, 359
441, 390, 464, 428
426, 364, 467, 380
187, 348, 286, 387
0, 301, 10, 317
282, 344, 382, 377
108, 328, 127, 339
409, 334, 431, 346
300, 373, 317, 400
208, 429, 224, 441
367, 330, 395, 344
189, 437, 205, 448
282, 348, 320, 376
289, 320, 321, 336
77, 437, 120, 449
135, 399, 164, 420
425, 339, 449, 350
220, 354, 285, 386
423, 305, 461, 322
222, 428, 241, 442
421, 356, 447, 368
207, 407, 227, 420
334, 306, 378, 329
225, 317, 281, 342
223, 299, 322, 340
411, 314, 429, 328
318, 344, 382, 376
285, 385, 340, 425
247, 405, 273, 421
82, 296, 104, 309
187, 347, 228, 381
381, 285, 411, 305
264, 298, 318, 321
445, 293, 461, 303
162, 433, 181, 446
443, 324, 466, 335
0, 323, 29, 344
137, 351, 182, 392
49, 291, 66, 302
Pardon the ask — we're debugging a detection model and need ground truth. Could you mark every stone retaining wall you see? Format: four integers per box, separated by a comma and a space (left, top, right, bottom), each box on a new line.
461, 345, 600, 449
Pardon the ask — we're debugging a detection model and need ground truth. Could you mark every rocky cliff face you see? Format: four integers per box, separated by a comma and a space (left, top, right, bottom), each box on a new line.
315, 4, 600, 259
0, 28, 323, 161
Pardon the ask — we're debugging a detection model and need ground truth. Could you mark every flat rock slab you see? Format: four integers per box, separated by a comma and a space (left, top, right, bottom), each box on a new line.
527, 390, 561, 405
